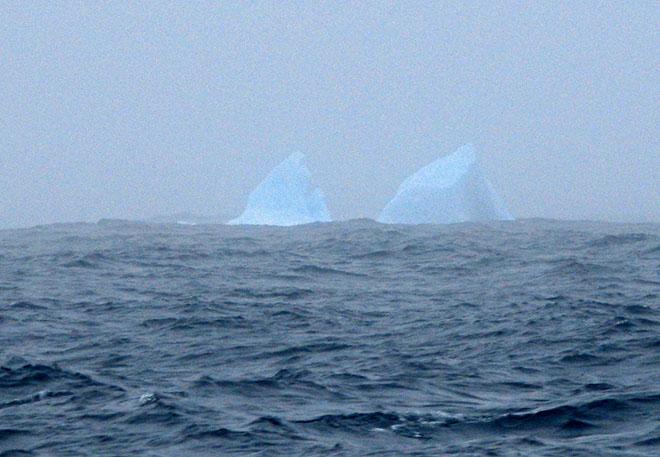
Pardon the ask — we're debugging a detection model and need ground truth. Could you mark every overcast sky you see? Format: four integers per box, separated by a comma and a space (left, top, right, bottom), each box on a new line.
1, 1, 658, 228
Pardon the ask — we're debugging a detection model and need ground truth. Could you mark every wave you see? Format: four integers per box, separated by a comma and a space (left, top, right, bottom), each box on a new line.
0, 451, 36, 457
229, 287, 314, 300
290, 264, 368, 278
0, 363, 125, 411
280, 392, 659, 439
545, 258, 616, 277
140, 316, 249, 331
8, 302, 47, 311
191, 369, 345, 400
296, 411, 402, 431
1, 220, 658, 455
587, 233, 655, 248
60, 251, 112, 269
350, 249, 394, 259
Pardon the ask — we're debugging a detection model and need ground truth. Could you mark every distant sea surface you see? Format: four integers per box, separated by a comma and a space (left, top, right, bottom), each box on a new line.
1, 219, 658, 456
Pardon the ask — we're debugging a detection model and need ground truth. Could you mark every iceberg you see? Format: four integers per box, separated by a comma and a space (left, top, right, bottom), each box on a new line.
228, 153, 332, 226
377, 144, 513, 224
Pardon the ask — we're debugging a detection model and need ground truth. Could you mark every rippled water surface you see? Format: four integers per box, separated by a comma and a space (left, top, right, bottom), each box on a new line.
1, 219, 658, 456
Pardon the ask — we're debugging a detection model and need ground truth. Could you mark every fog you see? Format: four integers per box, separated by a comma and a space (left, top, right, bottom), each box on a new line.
1, 1, 658, 228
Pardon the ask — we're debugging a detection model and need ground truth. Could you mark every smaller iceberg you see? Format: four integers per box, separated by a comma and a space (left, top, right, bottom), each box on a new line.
228, 153, 331, 226
378, 144, 513, 224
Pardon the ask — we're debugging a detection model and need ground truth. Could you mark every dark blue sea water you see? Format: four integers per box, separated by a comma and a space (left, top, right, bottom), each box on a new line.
0, 219, 658, 456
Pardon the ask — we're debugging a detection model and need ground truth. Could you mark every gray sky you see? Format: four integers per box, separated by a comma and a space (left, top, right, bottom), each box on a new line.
1, 1, 658, 228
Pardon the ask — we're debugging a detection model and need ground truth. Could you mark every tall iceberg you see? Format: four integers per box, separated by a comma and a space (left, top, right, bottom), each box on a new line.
228, 153, 332, 226
378, 144, 513, 224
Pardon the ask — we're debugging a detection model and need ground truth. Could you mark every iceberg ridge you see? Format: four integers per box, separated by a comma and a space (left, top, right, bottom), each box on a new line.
229, 153, 331, 226
377, 144, 513, 224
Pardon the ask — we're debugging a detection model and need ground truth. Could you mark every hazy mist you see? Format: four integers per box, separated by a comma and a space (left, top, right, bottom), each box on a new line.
1, 1, 658, 228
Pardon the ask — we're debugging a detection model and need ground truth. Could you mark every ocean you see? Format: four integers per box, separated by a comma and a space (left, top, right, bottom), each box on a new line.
0, 219, 658, 456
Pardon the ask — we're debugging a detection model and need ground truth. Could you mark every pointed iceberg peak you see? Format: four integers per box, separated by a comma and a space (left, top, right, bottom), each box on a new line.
229, 153, 332, 226
378, 144, 513, 224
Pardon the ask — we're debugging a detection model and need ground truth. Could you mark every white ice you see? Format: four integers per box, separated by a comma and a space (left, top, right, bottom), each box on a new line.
377, 144, 513, 224
228, 152, 331, 226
